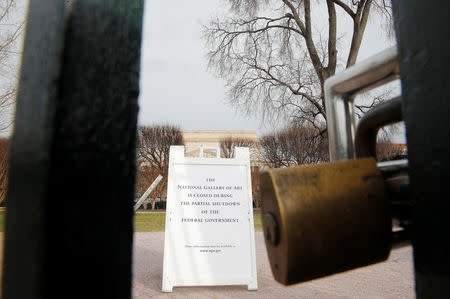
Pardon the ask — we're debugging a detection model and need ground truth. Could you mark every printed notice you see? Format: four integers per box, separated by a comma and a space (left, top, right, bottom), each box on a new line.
162, 146, 257, 292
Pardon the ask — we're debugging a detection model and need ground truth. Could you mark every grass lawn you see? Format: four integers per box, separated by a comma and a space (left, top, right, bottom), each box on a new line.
134, 212, 263, 232
134, 213, 166, 232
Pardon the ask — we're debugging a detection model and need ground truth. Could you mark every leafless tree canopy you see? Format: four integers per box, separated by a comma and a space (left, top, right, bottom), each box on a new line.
220, 136, 256, 158
376, 134, 406, 161
136, 124, 184, 209
0, 0, 21, 205
260, 124, 328, 167
137, 124, 184, 170
204, 0, 392, 132
0, 0, 23, 132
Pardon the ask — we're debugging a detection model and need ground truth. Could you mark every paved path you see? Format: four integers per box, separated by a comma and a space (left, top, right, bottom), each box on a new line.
133, 232, 415, 298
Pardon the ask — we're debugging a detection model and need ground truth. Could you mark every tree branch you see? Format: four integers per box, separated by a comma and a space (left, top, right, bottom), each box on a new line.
347, 0, 372, 67
326, 0, 337, 77
242, 56, 326, 118
296, 0, 325, 83
330, 0, 356, 18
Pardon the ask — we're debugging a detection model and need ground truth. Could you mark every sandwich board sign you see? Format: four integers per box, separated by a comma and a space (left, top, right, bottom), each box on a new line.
162, 146, 257, 292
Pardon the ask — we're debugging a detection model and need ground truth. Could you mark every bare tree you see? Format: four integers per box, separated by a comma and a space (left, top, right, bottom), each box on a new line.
0, 0, 24, 132
0, 1, 22, 206
204, 0, 392, 134
260, 124, 328, 168
137, 124, 184, 169
136, 124, 184, 210
280, 125, 329, 164
260, 133, 285, 168
220, 136, 256, 158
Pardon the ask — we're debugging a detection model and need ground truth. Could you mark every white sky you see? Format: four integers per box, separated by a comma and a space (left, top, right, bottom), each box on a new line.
2, 0, 405, 142
139, 0, 404, 141
138, 0, 263, 133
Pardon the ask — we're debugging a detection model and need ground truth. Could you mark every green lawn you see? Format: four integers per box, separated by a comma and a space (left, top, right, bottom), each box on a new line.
134, 212, 263, 232
253, 213, 262, 231
134, 213, 166, 232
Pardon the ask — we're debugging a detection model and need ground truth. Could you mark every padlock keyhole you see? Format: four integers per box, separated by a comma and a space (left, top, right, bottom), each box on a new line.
263, 212, 280, 246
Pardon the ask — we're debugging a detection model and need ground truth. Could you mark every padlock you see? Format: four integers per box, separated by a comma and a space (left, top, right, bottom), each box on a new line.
260, 158, 391, 285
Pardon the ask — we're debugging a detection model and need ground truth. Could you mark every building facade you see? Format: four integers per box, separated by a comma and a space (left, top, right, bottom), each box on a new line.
182, 130, 262, 166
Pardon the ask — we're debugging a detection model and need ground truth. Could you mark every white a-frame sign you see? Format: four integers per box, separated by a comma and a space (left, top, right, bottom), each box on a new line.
162, 146, 257, 292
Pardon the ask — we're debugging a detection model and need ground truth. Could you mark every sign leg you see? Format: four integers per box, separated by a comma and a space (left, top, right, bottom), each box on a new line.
247, 280, 258, 291
162, 280, 173, 292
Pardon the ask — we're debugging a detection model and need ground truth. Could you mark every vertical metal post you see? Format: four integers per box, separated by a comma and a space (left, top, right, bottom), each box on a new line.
2, 0, 144, 298
392, 1, 450, 297
1, 1, 67, 298
325, 92, 356, 161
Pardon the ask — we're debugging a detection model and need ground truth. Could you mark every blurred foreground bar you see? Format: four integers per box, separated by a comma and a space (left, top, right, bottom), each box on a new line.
393, 1, 450, 298
2, 1, 144, 298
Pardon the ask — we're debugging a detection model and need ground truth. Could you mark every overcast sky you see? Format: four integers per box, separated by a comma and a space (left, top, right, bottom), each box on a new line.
139, 0, 403, 140
138, 0, 263, 133
2, 0, 404, 141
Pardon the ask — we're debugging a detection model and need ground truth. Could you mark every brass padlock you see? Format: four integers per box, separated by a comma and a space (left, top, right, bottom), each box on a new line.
260, 158, 391, 285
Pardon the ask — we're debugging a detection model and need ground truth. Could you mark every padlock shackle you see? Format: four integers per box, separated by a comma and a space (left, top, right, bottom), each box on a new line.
324, 47, 400, 161
355, 96, 403, 159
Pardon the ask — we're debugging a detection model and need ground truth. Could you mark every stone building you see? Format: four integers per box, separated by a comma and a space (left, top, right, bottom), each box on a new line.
182, 130, 262, 166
